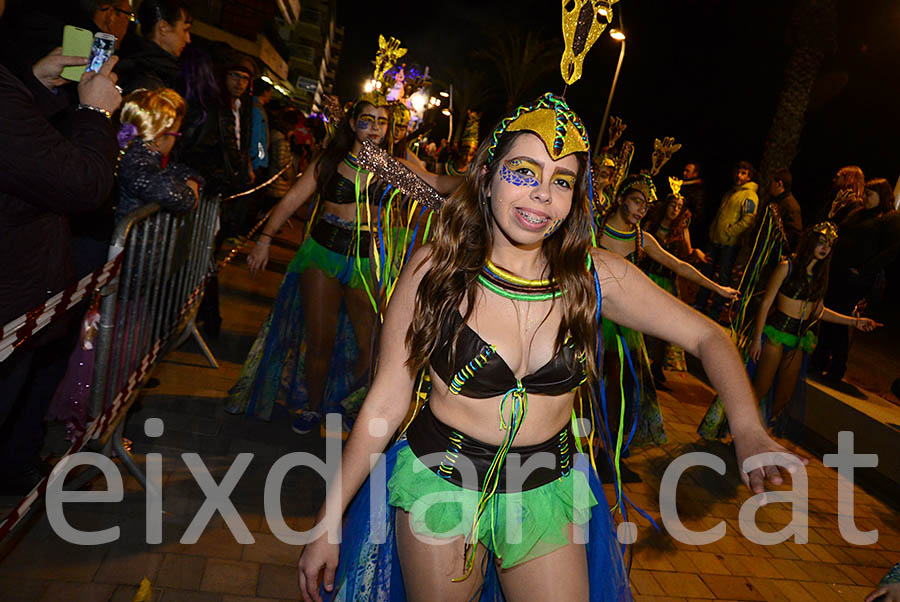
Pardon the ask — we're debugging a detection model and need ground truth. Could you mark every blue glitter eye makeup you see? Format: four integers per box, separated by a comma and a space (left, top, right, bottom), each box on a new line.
500, 162, 540, 187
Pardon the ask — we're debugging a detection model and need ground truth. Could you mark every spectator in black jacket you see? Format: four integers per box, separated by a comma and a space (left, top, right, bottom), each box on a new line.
681, 161, 707, 248
115, 0, 191, 93
813, 177, 900, 381
768, 167, 803, 252
0, 10, 121, 494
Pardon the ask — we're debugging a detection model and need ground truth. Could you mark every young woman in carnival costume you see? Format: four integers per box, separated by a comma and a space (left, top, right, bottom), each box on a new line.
698, 223, 880, 440
297, 93, 805, 602
640, 179, 710, 379
226, 38, 457, 433
596, 174, 739, 448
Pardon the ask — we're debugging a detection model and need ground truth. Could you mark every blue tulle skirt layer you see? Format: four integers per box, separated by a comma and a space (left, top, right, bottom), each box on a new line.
226, 243, 364, 420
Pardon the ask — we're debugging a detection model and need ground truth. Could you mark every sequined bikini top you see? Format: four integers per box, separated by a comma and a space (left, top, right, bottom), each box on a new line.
430, 309, 586, 398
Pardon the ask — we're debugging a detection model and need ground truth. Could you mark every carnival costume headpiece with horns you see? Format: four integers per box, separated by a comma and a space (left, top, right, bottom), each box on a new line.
618, 173, 658, 205
811, 221, 838, 244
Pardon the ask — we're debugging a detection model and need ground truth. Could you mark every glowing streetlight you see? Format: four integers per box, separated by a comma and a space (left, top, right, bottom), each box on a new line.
594, 18, 628, 155
410, 92, 427, 113
441, 108, 451, 117
439, 90, 449, 98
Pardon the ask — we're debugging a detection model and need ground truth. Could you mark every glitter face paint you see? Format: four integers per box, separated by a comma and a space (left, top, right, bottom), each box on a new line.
543, 218, 563, 238
501, 158, 541, 187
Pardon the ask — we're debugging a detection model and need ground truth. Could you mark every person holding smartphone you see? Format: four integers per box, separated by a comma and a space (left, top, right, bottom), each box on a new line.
0, 1, 122, 494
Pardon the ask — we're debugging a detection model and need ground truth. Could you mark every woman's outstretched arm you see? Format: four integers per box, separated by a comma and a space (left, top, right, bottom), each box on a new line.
248, 157, 321, 276
593, 248, 807, 494
643, 232, 738, 300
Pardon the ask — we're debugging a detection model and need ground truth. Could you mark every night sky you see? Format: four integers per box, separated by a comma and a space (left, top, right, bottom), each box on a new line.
336, 0, 900, 215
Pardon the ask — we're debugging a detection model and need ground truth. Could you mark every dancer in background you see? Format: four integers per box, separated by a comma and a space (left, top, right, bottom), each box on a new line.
699, 223, 880, 440
597, 174, 738, 453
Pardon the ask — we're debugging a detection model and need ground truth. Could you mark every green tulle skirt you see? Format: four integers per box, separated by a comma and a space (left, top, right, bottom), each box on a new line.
763, 324, 817, 353
386, 444, 597, 569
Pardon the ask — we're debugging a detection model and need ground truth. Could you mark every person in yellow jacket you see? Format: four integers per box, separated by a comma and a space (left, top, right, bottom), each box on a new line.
694, 160, 758, 318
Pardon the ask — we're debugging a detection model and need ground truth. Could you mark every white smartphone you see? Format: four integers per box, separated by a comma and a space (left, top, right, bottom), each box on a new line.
85, 32, 116, 74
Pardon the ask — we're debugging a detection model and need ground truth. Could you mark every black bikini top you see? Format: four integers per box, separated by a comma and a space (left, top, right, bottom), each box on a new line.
323, 172, 359, 205
430, 309, 587, 398
779, 259, 815, 301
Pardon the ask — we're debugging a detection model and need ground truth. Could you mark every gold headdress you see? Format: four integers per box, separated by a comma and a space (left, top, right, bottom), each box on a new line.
357, 35, 406, 108
561, 0, 620, 85
486, 93, 590, 161
619, 173, 658, 205
811, 221, 838, 244
668, 177, 683, 198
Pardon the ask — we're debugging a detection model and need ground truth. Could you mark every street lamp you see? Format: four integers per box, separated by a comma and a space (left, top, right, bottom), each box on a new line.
439, 91, 449, 98
441, 108, 451, 117
593, 21, 627, 156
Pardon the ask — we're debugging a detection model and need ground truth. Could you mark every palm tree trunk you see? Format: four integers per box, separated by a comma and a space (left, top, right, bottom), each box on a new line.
757, 0, 838, 196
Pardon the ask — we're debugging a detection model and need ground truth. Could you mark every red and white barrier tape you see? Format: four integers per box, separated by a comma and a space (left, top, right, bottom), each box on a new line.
0, 280, 204, 542
0, 255, 123, 363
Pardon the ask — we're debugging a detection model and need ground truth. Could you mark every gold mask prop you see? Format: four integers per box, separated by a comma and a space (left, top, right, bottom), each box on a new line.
650, 137, 682, 176
560, 0, 619, 85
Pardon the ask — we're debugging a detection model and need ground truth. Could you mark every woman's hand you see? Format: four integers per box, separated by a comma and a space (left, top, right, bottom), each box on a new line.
854, 317, 882, 332
186, 179, 200, 207
866, 583, 900, 602
691, 248, 710, 264
247, 240, 270, 276
298, 537, 340, 602
748, 336, 763, 363
78, 55, 121, 114
32, 47, 86, 90
717, 285, 740, 301
731, 427, 808, 498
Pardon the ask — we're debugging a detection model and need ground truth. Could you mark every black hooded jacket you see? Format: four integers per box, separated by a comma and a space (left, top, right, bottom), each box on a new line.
115, 35, 179, 93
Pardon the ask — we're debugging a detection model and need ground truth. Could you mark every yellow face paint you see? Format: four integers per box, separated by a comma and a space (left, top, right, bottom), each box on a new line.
553, 173, 576, 190
501, 158, 542, 187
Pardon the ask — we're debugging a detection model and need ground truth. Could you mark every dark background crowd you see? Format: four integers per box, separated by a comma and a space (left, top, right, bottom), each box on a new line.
0, 0, 326, 495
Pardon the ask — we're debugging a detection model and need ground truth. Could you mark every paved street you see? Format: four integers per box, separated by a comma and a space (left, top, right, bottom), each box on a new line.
1, 222, 897, 602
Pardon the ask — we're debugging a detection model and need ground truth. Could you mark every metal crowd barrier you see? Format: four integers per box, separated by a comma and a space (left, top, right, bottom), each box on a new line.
87, 194, 221, 484
0, 193, 220, 541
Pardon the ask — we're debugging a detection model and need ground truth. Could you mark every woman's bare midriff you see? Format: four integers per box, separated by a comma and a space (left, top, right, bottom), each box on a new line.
427, 373, 575, 446
774, 292, 822, 320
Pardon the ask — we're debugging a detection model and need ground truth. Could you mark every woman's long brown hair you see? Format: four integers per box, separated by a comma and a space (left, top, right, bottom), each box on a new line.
785, 226, 834, 303
406, 130, 601, 383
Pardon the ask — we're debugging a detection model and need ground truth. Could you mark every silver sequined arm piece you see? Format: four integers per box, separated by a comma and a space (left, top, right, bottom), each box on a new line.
357, 139, 445, 211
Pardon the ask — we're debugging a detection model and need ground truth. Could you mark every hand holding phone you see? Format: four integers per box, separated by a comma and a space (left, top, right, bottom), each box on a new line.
32, 48, 88, 91
78, 55, 122, 115
85, 33, 116, 74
